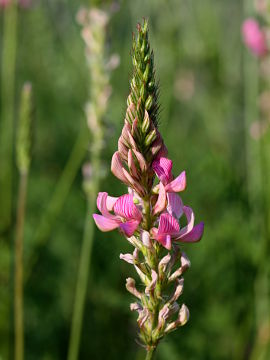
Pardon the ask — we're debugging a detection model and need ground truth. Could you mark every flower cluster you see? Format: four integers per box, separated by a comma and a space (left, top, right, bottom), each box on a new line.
93, 20, 204, 357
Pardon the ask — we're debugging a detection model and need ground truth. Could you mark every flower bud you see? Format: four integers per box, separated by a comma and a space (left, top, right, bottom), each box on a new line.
126, 278, 142, 299
142, 110, 150, 133
145, 95, 153, 110
145, 129, 157, 147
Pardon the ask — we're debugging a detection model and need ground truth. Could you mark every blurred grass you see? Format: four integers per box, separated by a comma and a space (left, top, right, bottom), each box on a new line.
0, 0, 268, 359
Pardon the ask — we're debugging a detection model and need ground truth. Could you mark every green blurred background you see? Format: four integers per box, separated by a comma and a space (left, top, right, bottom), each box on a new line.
1, 0, 268, 359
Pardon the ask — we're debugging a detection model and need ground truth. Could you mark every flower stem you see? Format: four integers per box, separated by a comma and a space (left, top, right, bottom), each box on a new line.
14, 171, 28, 360
145, 346, 157, 360
0, 0, 18, 231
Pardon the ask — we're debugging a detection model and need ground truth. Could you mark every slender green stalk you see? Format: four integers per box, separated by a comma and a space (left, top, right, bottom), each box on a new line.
0, 3, 18, 355
24, 125, 89, 281
0, 0, 18, 230
15, 82, 33, 360
67, 169, 100, 360
14, 171, 28, 360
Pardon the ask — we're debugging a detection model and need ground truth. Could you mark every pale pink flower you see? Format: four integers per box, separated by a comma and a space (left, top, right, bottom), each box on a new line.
93, 192, 142, 236
242, 18, 268, 57
151, 209, 204, 250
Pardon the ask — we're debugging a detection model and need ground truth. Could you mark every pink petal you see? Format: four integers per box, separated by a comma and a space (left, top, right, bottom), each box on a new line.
178, 206, 194, 237
153, 182, 167, 215
157, 234, 172, 250
165, 171, 186, 193
119, 219, 140, 237
122, 168, 146, 195
114, 194, 142, 221
128, 150, 139, 179
158, 213, 180, 236
96, 192, 117, 218
111, 151, 129, 184
132, 149, 147, 172
152, 157, 173, 184
106, 195, 118, 211
176, 222, 204, 243
167, 193, 183, 219
92, 214, 120, 232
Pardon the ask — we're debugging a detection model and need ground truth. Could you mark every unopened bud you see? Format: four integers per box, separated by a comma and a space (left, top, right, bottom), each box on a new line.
143, 64, 150, 82
142, 110, 150, 133
141, 230, 151, 248
145, 129, 157, 147
145, 95, 153, 110
126, 278, 142, 299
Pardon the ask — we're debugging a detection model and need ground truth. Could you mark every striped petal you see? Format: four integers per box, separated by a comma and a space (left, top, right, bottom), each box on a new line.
114, 194, 142, 221
153, 157, 173, 184
158, 213, 180, 236
167, 193, 183, 219
166, 171, 186, 193
92, 214, 120, 232
177, 222, 204, 243
153, 182, 167, 215
119, 219, 140, 237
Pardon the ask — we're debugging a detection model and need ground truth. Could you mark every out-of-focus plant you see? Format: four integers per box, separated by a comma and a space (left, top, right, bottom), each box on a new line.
242, 2, 270, 358
15, 82, 33, 360
67, 7, 119, 360
92, 20, 204, 360
0, 1, 18, 357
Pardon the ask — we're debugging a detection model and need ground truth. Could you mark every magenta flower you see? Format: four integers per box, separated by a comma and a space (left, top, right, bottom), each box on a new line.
153, 156, 186, 217
242, 18, 268, 57
93, 192, 142, 237
153, 157, 186, 193
151, 209, 204, 250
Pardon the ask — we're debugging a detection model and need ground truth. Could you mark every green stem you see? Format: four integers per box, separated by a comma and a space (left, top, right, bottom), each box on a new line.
0, 2, 18, 357
145, 346, 157, 360
67, 162, 100, 360
24, 125, 89, 282
0, 0, 18, 231
14, 171, 28, 360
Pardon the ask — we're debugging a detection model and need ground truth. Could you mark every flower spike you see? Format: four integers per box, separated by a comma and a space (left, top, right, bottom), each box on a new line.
92, 19, 204, 357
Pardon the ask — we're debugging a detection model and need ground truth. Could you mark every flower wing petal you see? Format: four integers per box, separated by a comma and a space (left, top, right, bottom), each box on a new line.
165, 171, 186, 193
92, 214, 120, 232
167, 193, 183, 219
176, 222, 204, 243
178, 206, 194, 236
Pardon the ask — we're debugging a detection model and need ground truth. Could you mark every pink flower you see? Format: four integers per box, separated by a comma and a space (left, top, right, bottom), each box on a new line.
242, 18, 268, 57
0, 0, 10, 7
93, 192, 142, 237
151, 209, 204, 250
152, 157, 186, 216
152, 157, 186, 192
